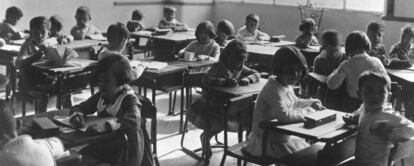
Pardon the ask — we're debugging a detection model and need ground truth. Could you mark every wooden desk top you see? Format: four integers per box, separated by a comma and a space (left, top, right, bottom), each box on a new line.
246, 44, 280, 56
152, 30, 196, 42
204, 78, 267, 96
273, 110, 356, 142
64, 40, 107, 50
17, 110, 121, 148
307, 72, 328, 84
387, 69, 414, 84
32, 59, 96, 74
168, 60, 216, 69
0, 44, 21, 53
142, 64, 186, 77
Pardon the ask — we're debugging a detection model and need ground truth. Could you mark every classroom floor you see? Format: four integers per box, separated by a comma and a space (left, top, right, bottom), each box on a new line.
8, 88, 257, 166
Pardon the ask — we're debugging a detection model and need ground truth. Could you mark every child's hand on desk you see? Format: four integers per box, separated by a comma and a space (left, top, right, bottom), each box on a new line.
238, 78, 250, 86
69, 108, 85, 129
342, 114, 359, 125
86, 123, 108, 135
310, 99, 325, 111
224, 78, 238, 87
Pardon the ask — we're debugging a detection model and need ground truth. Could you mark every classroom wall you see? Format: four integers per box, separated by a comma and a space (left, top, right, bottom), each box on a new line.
0, 0, 409, 51
212, 2, 405, 51
0, 0, 164, 34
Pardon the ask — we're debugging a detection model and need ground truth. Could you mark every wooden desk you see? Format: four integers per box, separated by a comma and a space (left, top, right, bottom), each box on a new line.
64, 39, 106, 50
149, 31, 196, 61
387, 69, 414, 85
168, 59, 216, 70
272, 110, 355, 142
204, 78, 267, 97
17, 110, 120, 148
0, 45, 21, 100
32, 59, 96, 74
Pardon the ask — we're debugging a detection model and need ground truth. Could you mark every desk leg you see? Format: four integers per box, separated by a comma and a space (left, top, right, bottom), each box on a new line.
152, 78, 157, 107
180, 87, 184, 133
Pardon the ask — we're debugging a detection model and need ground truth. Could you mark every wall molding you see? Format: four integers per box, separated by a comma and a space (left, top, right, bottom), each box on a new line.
113, 1, 213, 6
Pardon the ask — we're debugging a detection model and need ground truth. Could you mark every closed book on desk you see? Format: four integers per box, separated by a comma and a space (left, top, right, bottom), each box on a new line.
304, 110, 336, 129
33, 117, 60, 137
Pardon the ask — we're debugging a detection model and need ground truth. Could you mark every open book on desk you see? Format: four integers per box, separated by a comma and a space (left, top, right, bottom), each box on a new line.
54, 115, 120, 133
130, 60, 168, 70
87, 34, 107, 41
44, 45, 79, 66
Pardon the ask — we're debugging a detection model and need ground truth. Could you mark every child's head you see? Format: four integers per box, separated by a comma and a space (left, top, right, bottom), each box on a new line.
345, 31, 371, 56
272, 46, 308, 86
321, 29, 341, 51
107, 22, 130, 51
92, 55, 134, 97
49, 15, 63, 37
131, 10, 143, 21
216, 19, 234, 43
195, 21, 216, 44
75, 6, 92, 28
358, 71, 391, 111
245, 13, 260, 32
5, 6, 23, 26
366, 22, 384, 47
163, 6, 176, 22
299, 18, 316, 34
400, 25, 414, 45
0, 100, 17, 148
29, 16, 50, 44
220, 39, 248, 70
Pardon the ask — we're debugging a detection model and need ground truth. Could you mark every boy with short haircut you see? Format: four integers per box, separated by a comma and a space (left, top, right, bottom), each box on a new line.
236, 13, 270, 42
389, 25, 414, 60
126, 10, 145, 32
49, 15, 73, 44
70, 6, 102, 40
158, 6, 184, 29
367, 22, 388, 64
327, 31, 386, 112
0, 6, 24, 42
0, 98, 66, 166
345, 71, 414, 166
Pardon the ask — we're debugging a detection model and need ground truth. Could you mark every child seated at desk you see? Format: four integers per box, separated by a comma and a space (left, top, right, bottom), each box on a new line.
127, 10, 145, 32
367, 22, 388, 65
236, 13, 270, 42
17, 16, 77, 113
0, 6, 24, 42
179, 21, 220, 61
344, 71, 414, 166
295, 18, 319, 49
49, 15, 73, 44
215, 19, 234, 47
327, 31, 386, 112
243, 46, 324, 159
186, 39, 260, 160
158, 6, 185, 29
389, 25, 414, 60
313, 29, 347, 76
69, 55, 153, 166
99, 23, 145, 78
0, 99, 66, 166
70, 6, 102, 40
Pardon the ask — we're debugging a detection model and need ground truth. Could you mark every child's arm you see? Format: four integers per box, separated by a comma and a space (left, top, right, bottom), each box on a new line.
202, 64, 237, 87
209, 44, 220, 61
16, 45, 45, 69
117, 95, 141, 131
70, 92, 101, 116
34, 137, 66, 159
257, 31, 270, 41
240, 66, 260, 83
313, 57, 323, 74
327, 61, 347, 90
265, 89, 316, 123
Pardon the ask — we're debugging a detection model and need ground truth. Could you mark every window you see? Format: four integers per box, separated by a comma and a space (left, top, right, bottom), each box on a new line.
215, 0, 385, 13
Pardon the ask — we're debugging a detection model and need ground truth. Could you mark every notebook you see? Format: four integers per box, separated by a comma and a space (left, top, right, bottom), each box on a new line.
130, 60, 168, 70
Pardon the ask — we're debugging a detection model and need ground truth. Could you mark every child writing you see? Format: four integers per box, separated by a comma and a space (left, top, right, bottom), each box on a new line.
215, 19, 235, 47
327, 31, 386, 112
17, 16, 77, 113
186, 39, 260, 160
313, 29, 347, 76
367, 22, 388, 64
179, 21, 220, 61
389, 25, 414, 60
70, 6, 102, 40
236, 13, 270, 42
344, 71, 414, 166
126, 10, 145, 32
0, 99, 67, 166
0, 6, 24, 42
244, 46, 324, 159
69, 55, 153, 166
99, 23, 145, 78
49, 15, 73, 44
158, 6, 184, 29
295, 18, 319, 49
